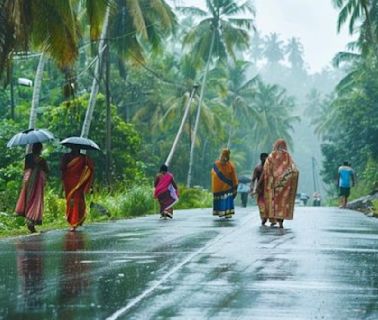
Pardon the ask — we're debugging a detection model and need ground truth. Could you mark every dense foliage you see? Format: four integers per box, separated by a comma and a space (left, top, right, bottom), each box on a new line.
305, 0, 378, 199
0, 0, 354, 235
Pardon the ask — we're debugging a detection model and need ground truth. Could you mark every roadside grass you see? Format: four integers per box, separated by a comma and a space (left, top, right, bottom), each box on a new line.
0, 185, 212, 238
372, 200, 378, 217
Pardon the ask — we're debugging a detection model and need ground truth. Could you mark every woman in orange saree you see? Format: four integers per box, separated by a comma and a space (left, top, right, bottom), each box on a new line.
263, 139, 299, 228
61, 146, 94, 231
16, 143, 48, 233
211, 149, 238, 219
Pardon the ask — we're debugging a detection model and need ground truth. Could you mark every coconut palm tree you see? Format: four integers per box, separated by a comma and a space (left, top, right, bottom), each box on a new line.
179, 0, 254, 186
263, 33, 285, 65
286, 37, 304, 71
224, 60, 259, 147
0, 0, 84, 73
250, 79, 299, 152
332, 0, 377, 56
81, 0, 177, 138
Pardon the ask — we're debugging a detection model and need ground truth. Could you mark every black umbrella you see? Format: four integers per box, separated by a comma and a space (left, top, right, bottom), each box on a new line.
60, 136, 100, 151
7, 128, 55, 147
238, 175, 252, 183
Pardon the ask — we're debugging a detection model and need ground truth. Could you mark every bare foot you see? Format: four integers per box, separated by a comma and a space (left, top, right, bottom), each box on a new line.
69, 227, 76, 232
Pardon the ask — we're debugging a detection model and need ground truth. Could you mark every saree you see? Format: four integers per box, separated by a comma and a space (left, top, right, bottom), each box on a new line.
62, 155, 94, 227
263, 140, 299, 220
154, 172, 179, 214
16, 166, 46, 226
211, 160, 238, 218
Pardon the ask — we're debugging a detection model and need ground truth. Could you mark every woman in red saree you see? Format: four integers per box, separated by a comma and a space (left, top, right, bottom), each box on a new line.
16, 143, 48, 233
61, 146, 94, 231
154, 164, 179, 219
263, 139, 299, 228
211, 149, 238, 219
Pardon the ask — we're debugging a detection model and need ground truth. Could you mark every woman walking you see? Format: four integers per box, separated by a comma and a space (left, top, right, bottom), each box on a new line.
16, 143, 48, 233
154, 164, 179, 219
263, 139, 299, 228
61, 146, 94, 231
211, 148, 238, 219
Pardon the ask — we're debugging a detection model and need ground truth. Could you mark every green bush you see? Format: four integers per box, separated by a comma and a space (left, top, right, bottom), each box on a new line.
43, 189, 66, 225
176, 185, 212, 209
89, 185, 155, 219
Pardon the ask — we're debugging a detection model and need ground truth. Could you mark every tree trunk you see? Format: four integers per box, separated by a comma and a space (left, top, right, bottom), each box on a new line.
81, 6, 110, 138
29, 53, 46, 130
105, 43, 112, 188
227, 102, 236, 149
186, 30, 216, 187
165, 86, 197, 167
25, 53, 46, 154
8, 61, 15, 120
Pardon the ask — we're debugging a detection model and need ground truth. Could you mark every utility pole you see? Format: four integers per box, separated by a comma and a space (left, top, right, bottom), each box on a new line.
105, 39, 112, 188
165, 84, 198, 167
312, 157, 319, 193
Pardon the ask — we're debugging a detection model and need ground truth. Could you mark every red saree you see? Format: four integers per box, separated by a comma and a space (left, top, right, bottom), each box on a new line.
16, 159, 46, 226
263, 140, 299, 220
62, 155, 94, 227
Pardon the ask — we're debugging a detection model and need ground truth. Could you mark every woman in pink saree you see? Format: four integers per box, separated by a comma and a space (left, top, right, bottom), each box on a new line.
16, 143, 48, 233
154, 165, 179, 219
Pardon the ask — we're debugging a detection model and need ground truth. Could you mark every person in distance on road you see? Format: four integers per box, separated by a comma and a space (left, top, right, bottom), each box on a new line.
337, 161, 355, 209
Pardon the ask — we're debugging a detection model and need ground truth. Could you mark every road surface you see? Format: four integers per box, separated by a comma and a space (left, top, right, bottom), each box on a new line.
0, 206, 378, 319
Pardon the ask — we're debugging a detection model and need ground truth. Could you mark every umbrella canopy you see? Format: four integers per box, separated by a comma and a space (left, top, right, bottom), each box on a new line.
238, 175, 252, 184
60, 136, 100, 151
7, 128, 55, 147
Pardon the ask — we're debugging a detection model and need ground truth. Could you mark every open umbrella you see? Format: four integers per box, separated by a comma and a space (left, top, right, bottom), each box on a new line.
7, 128, 55, 147
60, 136, 100, 151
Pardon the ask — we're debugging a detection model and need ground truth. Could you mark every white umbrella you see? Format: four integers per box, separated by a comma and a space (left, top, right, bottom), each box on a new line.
60, 136, 100, 151
7, 128, 55, 147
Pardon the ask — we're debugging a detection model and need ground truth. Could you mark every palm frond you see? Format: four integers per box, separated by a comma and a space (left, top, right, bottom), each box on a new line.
332, 51, 360, 67
126, 0, 148, 39
85, 0, 110, 40
175, 6, 208, 17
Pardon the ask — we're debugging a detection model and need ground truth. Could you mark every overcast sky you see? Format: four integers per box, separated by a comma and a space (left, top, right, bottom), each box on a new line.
170, 0, 353, 73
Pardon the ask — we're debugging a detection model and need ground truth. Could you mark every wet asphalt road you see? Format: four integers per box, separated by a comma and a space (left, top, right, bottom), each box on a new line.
1, 206, 378, 320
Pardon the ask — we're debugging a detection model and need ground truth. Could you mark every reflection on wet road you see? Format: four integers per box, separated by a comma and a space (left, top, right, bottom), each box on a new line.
0, 207, 378, 319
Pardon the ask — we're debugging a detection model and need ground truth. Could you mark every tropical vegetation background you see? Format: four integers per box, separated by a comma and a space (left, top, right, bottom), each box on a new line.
0, 0, 376, 234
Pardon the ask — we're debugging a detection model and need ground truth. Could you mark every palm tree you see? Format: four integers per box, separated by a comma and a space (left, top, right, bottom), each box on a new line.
263, 33, 285, 65
250, 30, 264, 64
250, 79, 299, 152
81, 0, 177, 138
286, 37, 304, 70
179, 0, 254, 186
224, 60, 259, 147
0, 0, 83, 73
332, 0, 377, 56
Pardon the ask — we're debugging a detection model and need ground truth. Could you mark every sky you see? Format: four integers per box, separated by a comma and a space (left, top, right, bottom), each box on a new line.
169, 0, 353, 73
